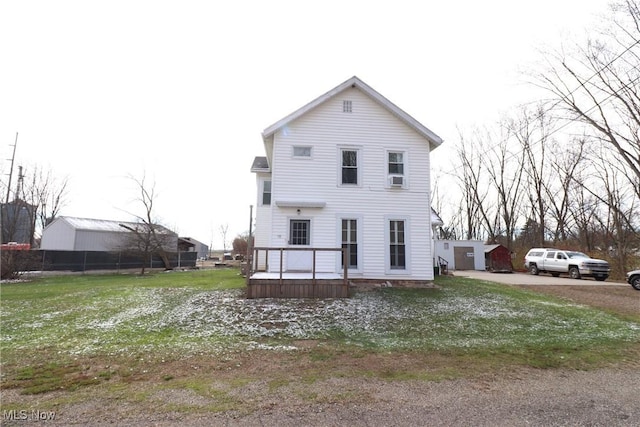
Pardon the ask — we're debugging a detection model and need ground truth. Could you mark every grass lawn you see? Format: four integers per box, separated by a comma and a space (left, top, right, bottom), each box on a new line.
1, 269, 639, 399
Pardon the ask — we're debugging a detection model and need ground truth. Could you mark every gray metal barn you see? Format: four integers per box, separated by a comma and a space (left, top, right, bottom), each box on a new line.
40, 216, 178, 252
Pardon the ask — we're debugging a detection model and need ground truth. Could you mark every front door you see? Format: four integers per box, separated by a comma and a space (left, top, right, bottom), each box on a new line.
287, 219, 312, 271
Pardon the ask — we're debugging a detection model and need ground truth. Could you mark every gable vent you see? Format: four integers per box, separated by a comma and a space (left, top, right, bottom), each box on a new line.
343, 100, 352, 113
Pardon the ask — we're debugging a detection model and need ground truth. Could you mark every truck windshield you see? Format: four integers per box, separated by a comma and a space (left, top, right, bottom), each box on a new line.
566, 251, 589, 259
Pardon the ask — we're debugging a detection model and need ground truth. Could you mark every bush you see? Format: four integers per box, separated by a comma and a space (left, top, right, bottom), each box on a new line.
1, 250, 40, 280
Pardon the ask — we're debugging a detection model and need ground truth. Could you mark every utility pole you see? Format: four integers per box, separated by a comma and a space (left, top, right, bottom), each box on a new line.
5, 132, 18, 204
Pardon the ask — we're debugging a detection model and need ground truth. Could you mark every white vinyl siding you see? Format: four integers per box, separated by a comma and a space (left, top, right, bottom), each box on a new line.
253, 173, 273, 270
267, 87, 434, 279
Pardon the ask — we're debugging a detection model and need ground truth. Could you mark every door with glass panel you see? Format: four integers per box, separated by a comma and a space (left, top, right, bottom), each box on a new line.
287, 219, 312, 271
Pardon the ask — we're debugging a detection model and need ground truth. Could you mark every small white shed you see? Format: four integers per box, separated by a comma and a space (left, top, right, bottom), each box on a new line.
434, 240, 486, 271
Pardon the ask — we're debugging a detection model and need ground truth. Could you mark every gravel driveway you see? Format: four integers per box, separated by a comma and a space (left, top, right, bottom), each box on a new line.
454, 270, 630, 286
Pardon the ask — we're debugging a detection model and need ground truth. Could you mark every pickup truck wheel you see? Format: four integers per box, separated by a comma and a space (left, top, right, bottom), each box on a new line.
569, 267, 581, 279
631, 276, 640, 290
529, 264, 539, 275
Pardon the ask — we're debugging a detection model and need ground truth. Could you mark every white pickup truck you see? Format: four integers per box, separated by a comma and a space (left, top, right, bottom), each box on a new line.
524, 248, 610, 281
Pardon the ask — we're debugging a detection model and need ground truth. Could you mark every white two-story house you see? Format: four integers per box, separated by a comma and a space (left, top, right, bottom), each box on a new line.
250, 76, 443, 287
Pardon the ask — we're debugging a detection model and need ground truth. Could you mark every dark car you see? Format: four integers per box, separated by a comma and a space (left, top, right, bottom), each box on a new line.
627, 270, 640, 290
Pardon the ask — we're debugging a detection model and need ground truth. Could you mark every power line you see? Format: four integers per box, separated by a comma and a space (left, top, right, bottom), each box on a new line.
435, 36, 640, 180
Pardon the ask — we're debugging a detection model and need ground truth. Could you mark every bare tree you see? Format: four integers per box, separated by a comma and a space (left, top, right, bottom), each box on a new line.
122, 174, 174, 274
517, 105, 553, 246
455, 129, 493, 241
591, 149, 637, 274
430, 175, 460, 240
1, 164, 68, 246
568, 179, 601, 252
483, 117, 527, 249
23, 166, 69, 244
219, 223, 229, 253
538, 0, 640, 200
545, 138, 586, 244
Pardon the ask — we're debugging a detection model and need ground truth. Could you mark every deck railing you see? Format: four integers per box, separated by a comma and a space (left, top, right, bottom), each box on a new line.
438, 256, 449, 275
247, 247, 349, 298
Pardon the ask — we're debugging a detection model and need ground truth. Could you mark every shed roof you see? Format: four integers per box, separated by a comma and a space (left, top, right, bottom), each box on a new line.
485, 244, 507, 253
262, 76, 443, 149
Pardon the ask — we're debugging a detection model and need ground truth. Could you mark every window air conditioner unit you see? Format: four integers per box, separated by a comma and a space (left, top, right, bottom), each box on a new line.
390, 175, 404, 186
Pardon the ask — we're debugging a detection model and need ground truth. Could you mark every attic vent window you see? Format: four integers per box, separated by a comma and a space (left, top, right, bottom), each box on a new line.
343, 100, 352, 113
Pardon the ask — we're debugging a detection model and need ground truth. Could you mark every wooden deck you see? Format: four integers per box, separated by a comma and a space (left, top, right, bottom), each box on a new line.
247, 273, 348, 298
246, 247, 349, 298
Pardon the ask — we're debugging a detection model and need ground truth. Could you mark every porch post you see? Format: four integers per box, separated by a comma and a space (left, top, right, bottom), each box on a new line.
343, 247, 348, 292
279, 248, 283, 285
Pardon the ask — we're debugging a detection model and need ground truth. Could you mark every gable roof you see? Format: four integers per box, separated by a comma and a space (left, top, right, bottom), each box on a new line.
262, 76, 443, 149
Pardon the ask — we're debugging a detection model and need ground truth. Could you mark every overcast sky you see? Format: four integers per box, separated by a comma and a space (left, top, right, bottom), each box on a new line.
0, 0, 611, 249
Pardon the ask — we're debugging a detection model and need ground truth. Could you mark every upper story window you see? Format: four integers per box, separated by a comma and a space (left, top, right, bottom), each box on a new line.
293, 146, 312, 158
341, 149, 358, 185
262, 180, 271, 205
388, 152, 404, 175
343, 100, 352, 113
387, 150, 407, 188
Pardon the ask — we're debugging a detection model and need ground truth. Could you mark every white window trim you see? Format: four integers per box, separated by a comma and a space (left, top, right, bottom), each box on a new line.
385, 149, 408, 189
336, 214, 363, 274
260, 179, 272, 206
384, 215, 411, 275
337, 146, 362, 187
292, 145, 313, 159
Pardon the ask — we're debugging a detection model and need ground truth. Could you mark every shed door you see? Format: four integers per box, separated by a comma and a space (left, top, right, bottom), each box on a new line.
454, 246, 475, 270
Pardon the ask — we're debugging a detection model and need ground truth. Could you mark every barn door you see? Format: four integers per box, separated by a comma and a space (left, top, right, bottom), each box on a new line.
454, 246, 475, 270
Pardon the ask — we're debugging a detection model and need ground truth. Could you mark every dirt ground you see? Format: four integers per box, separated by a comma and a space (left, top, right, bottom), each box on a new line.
2, 284, 639, 426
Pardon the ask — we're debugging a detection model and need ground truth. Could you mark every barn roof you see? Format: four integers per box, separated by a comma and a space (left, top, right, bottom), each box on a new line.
52, 216, 176, 235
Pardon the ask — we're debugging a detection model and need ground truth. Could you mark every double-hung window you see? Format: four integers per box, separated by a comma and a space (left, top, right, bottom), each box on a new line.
387, 151, 406, 187
262, 180, 271, 205
389, 220, 406, 269
341, 219, 358, 269
388, 152, 404, 175
341, 149, 358, 185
